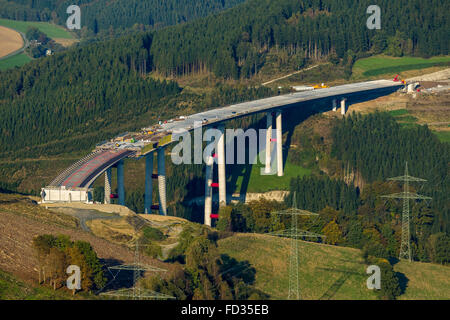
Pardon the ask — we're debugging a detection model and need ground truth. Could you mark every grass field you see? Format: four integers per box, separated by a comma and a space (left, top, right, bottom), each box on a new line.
0, 18, 73, 39
218, 233, 450, 300
0, 269, 96, 300
229, 152, 311, 193
353, 55, 450, 78
0, 53, 32, 70
433, 130, 450, 143
394, 261, 450, 300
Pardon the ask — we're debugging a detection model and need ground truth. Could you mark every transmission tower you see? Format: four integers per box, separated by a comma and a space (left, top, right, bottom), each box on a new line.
99, 219, 175, 300
269, 192, 324, 300
381, 162, 431, 262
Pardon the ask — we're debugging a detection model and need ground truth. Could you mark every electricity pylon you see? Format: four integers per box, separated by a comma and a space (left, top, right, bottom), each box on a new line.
269, 192, 324, 300
99, 219, 175, 300
381, 162, 431, 262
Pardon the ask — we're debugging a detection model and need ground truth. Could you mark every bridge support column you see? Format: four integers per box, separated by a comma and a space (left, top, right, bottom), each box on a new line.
204, 155, 214, 226
332, 99, 337, 112
157, 147, 167, 215
218, 125, 226, 207
144, 152, 154, 214
265, 112, 273, 174
104, 168, 112, 204
276, 111, 283, 177
340, 98, 347, 115
117, 160, 125, 206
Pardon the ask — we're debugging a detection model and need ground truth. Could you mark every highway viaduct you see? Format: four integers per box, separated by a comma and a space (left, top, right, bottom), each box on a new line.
42, 79, 404, 226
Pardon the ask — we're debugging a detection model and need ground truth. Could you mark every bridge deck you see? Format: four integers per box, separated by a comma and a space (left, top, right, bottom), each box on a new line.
50, 149, 133, 188
47, 79, 403, 189
160, 79, 403, 134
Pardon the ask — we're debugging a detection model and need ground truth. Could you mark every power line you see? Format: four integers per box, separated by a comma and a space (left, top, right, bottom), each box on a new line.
381, 161, 431, 262
269, 192, 325, 300
99, 220, 175, 300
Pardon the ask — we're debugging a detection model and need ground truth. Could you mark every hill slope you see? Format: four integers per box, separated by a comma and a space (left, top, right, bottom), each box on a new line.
218, 233, 450, 299
0, 193, 170, 282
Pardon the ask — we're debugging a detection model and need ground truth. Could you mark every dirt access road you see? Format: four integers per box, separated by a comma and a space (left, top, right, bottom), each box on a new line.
48, 207, 122, 232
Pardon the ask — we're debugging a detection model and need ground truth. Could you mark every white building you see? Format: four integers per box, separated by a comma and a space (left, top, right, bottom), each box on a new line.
40, 186, 93, 203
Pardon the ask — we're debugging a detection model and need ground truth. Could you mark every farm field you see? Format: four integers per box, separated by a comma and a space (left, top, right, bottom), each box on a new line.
0, 25, 23, 58
0, 18, 73, 39
353, 55, 450, 78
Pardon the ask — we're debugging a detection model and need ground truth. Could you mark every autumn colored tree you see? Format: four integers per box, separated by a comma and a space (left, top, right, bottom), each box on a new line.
31, 234, 105, 293
322, 220, 342, 245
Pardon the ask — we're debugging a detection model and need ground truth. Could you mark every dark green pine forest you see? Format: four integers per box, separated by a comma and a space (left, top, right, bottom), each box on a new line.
149, 0, 449, 78
0, 0, 247, 32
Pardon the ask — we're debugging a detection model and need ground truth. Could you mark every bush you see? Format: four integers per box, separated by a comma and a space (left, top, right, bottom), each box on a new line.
378, 262, 401, 300
144, 243, 162, 259
142, 226, 165, 241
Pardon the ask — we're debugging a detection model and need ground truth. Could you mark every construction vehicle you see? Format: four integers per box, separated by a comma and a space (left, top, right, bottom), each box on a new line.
393, 74, 407, 84
312, 83, 329, 89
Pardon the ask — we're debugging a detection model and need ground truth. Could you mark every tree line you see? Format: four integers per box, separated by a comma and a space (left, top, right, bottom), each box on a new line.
32, 234, 106, 293
0, 0, 246, 33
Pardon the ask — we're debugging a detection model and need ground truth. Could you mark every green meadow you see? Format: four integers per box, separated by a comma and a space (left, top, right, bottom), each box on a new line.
0, 18, 73, 39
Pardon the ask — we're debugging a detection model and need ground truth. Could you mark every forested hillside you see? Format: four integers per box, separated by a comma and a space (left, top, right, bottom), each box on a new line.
2, 0, 448, 78
0, 0, 246, 32
0, 30, 275, 161
0, 34, 180, 158
149, 0, 449, 78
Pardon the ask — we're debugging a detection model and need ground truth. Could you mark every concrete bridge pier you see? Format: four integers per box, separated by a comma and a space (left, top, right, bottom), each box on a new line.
204, 155, 214, 226
332, 99, 337, 111
218, 125, 227, 207
157, 147, 167, 215
265, 112, 273, 174
276, 111, 283, 176
104, 167, 112, 204
144, 152, 154, 214
117, 160, 125, 206
340, 98, 347, 115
